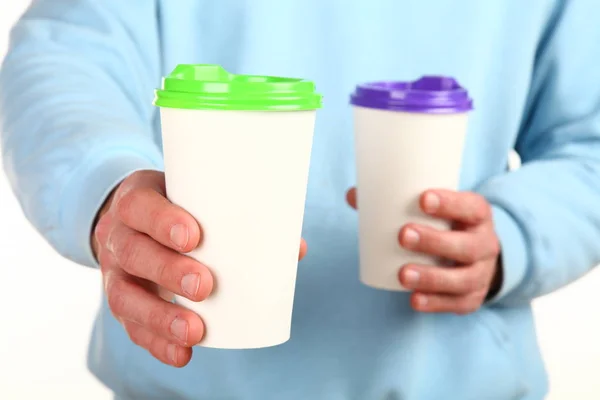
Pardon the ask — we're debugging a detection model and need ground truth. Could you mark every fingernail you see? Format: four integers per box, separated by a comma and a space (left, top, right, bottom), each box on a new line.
170, 318, 188, 342
415, 295, 428, 308
403, 269, 420, 286
167, 344, 178, 364
181, 273, 200, 298
170, 224, 189, 249
424, 193, 440, 213
403, 228, 420, 248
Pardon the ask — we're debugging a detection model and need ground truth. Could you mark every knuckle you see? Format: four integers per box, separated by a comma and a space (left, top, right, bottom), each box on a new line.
435, 232, 453, 255
94, 215, 111, 245
127, 326, 145, 347
431, 271, 449, 291
129, 333, 144, 348
145, 305, 170, 333
473, 199, 491, 221
149, 206, 169, 238
106, 279, 128, 316
463, 273, 481, 292
117, 188, 153, 223
115, 190, 136, 221
159, 255, 193, 290
423, 228, 441, 248
97, 252, 113, 274
116, 233, 141, 272
154, 258, 172, 287
147, 335, 166, 360
461, 241, 480, 264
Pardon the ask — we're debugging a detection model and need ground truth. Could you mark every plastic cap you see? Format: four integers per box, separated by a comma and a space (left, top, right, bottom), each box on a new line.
154, 64, 322, 111
350, 76, 473, 114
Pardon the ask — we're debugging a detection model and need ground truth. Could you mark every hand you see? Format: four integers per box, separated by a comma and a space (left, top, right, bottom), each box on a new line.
346, 188, 501, 315
92, 170, 212, 367
93, 170, 308, 367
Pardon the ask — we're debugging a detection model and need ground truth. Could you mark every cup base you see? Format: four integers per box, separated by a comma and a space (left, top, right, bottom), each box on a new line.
194, 335, 290, 350
360, 278, 410, 292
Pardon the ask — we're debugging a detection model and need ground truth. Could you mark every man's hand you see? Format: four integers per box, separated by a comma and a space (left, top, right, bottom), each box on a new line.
347, 188, 501, 315
93, 170, 213, 367
93, 170, 308, 367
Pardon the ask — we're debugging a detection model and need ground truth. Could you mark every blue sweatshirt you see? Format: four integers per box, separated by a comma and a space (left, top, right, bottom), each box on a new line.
2, 1, 600, 399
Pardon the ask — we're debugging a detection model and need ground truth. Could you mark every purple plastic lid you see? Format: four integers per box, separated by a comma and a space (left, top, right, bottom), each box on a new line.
350, 76, 473, 114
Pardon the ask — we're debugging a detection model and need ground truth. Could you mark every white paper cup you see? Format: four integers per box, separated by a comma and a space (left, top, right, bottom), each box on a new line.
350, 77, 473, 291
155, 65, 322, 348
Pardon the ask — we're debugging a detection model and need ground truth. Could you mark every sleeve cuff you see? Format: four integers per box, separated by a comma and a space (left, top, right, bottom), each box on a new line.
486, 205, 529, 304
59, 151, 164, 268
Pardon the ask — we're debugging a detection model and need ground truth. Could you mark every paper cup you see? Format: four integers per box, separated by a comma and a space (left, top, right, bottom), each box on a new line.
350, 77, 473, 291
155, 65, 322, 348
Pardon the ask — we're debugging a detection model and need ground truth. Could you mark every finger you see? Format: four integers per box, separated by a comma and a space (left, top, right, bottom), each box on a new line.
123, 320, 192, 367
97, 244, 119, 277
420, 190, 491, 225
92, 190, 118, 260
94, 212, 115, 262
399, 263, 488, 295
116, 186, 202, 252
399, 224, 495, 264
410, 291, 486, 315
346, 187, 357, 209
299, 238, 308, 260
105, 274, 205, 347
107, 222, 213, 301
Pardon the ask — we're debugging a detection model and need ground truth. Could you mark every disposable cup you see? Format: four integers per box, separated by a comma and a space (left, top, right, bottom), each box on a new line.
155, 64, 322, 348
350, 76, 472, 291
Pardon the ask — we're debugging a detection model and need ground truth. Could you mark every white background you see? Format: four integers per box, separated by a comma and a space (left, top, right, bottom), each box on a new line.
1, 2, 599, 399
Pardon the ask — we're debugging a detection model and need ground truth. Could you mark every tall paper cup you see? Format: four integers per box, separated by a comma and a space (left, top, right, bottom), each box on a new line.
350, 77, 473, 291
154, 65, 322, 348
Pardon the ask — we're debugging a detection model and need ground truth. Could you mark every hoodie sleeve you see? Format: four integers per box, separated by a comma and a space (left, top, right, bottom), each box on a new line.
0, 0, 164, 268
478, 1, 600, 306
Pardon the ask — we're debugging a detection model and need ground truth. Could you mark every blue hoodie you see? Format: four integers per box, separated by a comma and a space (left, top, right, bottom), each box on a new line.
2, 1, 600, 399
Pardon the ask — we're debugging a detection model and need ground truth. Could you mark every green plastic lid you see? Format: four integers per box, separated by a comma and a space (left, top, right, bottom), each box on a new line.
154, 64, 322, 111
